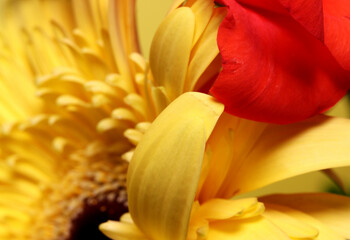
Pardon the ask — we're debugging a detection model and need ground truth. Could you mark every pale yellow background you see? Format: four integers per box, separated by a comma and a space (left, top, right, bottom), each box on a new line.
137, 0, 174, 58
136, 0, 350, 196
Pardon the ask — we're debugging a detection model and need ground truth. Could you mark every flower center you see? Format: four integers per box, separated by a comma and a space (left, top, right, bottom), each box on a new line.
68, 189, 128, 240
31, 159, 129, 240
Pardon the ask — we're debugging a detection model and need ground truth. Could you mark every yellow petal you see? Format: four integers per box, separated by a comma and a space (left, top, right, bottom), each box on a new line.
199, 114, 268, 200
261, 193, 350, 238
127, 92, 224, 240
262, 206, 319, 239
188, 0, 214, 46
109, 0, 139, 92
99, 220, 148, 240
167, 0, 186, 14
185, 7, 226, 91
197, 113, 237, 201
217, 115, 350, 197
207, 216, 290, 240
194, 198, 259, 221
150, 7, 195, 100
261, 202, 344, 240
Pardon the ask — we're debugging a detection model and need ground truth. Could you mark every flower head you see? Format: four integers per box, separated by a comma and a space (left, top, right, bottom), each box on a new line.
0, 0, 225, 239
0, 0, 153, 239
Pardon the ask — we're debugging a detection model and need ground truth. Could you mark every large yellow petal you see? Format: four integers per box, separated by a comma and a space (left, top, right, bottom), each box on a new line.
262, 205, 319, 239
127, 92, 224, 240
207, 216, 290, 240
150, 7, 195, 100
216, 115, 350, 197
262, 202, 344, 240
261, 193, 350, 238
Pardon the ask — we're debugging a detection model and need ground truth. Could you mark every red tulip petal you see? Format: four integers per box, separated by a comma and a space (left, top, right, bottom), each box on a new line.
211, 0, 349, 124
324, 0, 350, 70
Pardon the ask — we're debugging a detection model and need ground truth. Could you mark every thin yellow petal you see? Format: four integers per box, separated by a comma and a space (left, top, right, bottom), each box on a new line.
128, 92, 224, 240
262, 193, 350, 238
150, 7, 195, 100
108, 0, 139, 92
197, 113, 237, 201
185, 7, 226, 91
189, 0, 214, 46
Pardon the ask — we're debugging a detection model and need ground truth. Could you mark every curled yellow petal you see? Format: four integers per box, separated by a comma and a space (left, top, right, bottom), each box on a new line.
127, 92, 224, 240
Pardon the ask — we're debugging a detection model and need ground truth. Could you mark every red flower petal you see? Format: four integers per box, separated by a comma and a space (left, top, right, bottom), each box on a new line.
211, 0, 349, 124
278, 0, 324, 41
324, 0, 350, 70
218, 0, 324, 40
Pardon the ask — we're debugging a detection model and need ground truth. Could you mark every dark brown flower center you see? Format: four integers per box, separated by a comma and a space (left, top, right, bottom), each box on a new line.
68, 189, 128, 240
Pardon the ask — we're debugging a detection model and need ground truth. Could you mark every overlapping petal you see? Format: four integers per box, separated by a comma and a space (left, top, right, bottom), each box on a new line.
211, 0, 350, 124
116, 91, 350, 240
200, 114, 350, 199
261, 193, 350, 238
150, 7, 195, 100
127, 92, 224, 240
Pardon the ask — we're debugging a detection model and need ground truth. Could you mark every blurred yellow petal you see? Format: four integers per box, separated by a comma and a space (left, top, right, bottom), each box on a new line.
262, 206, 319, 239
194, 198, 259, 221
261, 193, 350, 238
262, 202, 344, 240
216, 115, 350, 197
128, 92, 224, 240
207, 216, 290, 240
326, 95, 350, 118
167, 0, 186, 14
150, 7, 195, 100
109, 0, 140, 91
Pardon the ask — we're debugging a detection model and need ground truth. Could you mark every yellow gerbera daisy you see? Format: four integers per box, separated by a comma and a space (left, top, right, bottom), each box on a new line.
1, 0, 350, 240
0, 0, 224, 239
